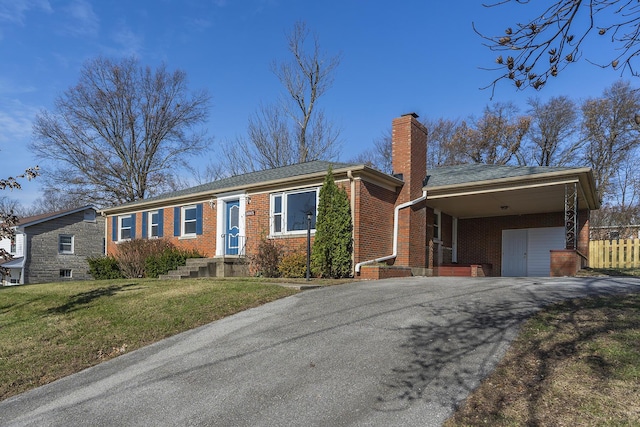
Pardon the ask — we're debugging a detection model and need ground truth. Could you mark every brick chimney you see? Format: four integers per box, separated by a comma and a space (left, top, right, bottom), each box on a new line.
391, 113, 428, 271
392, 112, 427, 202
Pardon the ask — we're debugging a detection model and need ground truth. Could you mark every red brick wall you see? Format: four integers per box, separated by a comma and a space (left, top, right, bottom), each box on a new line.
353, 180, 396, 265
392, 113, 428, 269
105, 203, 218, 257
457, 210, 590, 276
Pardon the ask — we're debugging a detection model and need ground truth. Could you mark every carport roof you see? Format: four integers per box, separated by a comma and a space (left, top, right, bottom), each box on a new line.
425, 164, 577, 187
424, 164, 599, 219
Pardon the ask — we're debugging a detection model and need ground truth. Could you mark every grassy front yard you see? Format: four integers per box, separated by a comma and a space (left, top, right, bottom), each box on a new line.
445, 291, 640, 426
3, 272, 640, 426
0, 278, 299, 401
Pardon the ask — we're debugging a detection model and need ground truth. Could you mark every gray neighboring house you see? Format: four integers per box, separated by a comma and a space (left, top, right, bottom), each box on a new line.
0, 206, 105, 285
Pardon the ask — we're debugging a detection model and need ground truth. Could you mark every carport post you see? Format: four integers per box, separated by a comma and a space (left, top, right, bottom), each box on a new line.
565, 182, 578, 250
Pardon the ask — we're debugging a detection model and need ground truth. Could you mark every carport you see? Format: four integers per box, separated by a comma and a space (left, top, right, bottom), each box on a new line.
424, 164, 600, 277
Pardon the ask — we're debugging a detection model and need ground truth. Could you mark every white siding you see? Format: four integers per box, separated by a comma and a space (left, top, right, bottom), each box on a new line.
0, 233, 24, 257
0, 237, 10, 254
527, 227, 565, 276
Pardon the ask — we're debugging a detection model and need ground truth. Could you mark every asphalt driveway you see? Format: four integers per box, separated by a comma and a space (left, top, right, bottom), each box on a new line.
2, 276, 639, 426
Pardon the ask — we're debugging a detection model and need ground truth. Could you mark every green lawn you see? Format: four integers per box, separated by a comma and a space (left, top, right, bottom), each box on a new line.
3, 272, 640, 425
445, 291, 640, 426
0, 278, 299, 401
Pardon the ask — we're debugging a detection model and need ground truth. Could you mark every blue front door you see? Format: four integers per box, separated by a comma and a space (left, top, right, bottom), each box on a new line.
226, 200, 240, 255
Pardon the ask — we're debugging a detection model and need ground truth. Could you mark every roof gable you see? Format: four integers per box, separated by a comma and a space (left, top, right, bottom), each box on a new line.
14, 205, 98, 229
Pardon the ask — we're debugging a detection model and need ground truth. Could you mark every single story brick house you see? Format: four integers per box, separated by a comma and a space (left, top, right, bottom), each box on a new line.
1, 205, 105, 285
101, 113, 599, 278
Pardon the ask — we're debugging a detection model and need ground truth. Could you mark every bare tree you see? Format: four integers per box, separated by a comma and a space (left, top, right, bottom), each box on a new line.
30, 56, 211, 206
580, 80, 640, 202
1, 167, 38, 275
224, 21, 342, 174
424, 117, 462, 168
22, 190, 87, 216
350, 130, 393, 173
476, 1, 640, 93
523, 95, 580, 166
451, 102, 531, 165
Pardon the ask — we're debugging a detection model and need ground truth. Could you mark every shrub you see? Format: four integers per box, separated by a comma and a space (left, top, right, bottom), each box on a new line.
312, 167, 353, 278
278, 251, 307, 278
115, 239, 174, 278
87, 255, 123, 280
145, 246, 203, 278
252, 236, 282, 277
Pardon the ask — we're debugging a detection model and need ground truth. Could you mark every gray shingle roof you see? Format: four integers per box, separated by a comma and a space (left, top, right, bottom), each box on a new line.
425, 164, 578, 188
113, 160, 358, 209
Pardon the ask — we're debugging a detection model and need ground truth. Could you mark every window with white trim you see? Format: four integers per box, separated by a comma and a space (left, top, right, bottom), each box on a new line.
149, 210, 160, 238
119, 215, 133, 240
182, 205, 197, 236
10, 236, 16, 254
433, 209, 441, 241
59, 234, 74, 254
271, 189, 318, 235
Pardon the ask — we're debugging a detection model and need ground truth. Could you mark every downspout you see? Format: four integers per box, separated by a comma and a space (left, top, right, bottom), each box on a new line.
355, 190, 427, 274
347, 170, 356, 274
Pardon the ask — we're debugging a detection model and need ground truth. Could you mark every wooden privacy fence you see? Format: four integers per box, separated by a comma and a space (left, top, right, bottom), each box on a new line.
589, 239, 640, 269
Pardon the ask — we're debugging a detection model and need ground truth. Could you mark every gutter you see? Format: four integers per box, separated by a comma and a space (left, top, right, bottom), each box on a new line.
355, 190, 427, 274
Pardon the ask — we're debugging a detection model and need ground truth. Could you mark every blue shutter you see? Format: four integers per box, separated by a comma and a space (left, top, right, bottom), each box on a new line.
131, 213, 137, 239
196, 204, 203, 235
112, 216, 117, 241
141, 212, 148, 239
174, 207, 180, 236
158, 209, 164, 237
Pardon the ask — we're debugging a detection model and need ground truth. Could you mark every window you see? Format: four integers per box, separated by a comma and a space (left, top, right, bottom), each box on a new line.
83, 209, 96, 222
271, 189, 317, 235
182, 206, 197, 236
173, 205, 202, 237
433, 209, 441, 241
119, 215, 133, 240
10, 236, 16, 254
149, 210, 160, 238
59, 235, 74, 254
59, 269, 72, 278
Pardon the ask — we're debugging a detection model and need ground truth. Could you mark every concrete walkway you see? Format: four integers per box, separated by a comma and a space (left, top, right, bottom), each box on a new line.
2, 276, 639, 426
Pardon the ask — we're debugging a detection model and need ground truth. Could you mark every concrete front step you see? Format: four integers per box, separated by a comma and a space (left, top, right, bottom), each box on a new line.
159, 257, 249, 280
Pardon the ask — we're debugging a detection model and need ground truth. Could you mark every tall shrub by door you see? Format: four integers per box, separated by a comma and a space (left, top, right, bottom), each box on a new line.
312, 167, 353, 278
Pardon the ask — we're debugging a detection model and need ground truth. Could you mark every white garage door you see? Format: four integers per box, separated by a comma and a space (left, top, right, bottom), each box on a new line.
502, 227, 565, 277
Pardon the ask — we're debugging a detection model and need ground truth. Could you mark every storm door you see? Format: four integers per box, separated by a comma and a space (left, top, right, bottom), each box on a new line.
225, 200, 240, 255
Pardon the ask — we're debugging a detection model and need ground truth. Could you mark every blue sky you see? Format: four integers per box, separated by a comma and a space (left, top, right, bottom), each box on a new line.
0, 0, 625, 206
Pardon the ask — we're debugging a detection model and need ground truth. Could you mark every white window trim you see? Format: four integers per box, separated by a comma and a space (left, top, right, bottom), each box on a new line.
215, 193, 248, 257
118, 214, 133, 241
182, 205, 197, 237
148, 210, 160, 238
59, 234, 74, 254
270, 188, 319, 237
433, 209, 442, 242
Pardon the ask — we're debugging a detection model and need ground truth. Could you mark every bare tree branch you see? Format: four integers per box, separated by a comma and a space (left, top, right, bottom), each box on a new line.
523, 95, 581, 166
224, 21, 342, 174
30, 56, 211, 206
580, 80, 640, 202
477, 0, 640, 94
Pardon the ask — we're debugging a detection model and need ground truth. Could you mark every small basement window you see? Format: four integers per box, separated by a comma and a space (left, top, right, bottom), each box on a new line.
59, 269, 72, 279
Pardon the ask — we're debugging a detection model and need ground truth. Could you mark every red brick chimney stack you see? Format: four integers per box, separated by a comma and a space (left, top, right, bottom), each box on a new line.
391, 113, 428, 272
392, 112, 428, 203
